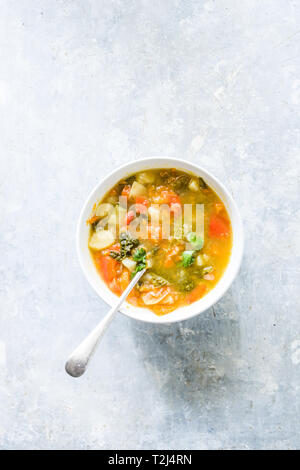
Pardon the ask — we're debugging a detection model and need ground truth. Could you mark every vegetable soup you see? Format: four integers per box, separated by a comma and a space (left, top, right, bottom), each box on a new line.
87, 169, 232, 315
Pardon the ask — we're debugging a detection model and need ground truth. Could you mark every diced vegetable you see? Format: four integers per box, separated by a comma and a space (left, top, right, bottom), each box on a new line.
187, 232, 204, 250
136, 196, 149, 206
141, 288, 169, 305
109, 277, 122, 295
181, 250, 195, 267
96, 256, 118, 283
169, 194, 181, 205
209, 215, 230, 238
161, 294, 175, 305
135, 196, 149, 215
203, 273, 214, 281
125, 210, 135, 225
122, 258, 137, 272
129, 181, 147, 199
188, 178, 200, 192
202, 265, 213, 274
89, 230, 115, 250
186, 283, 207, 303
95, 203, 114, 218
107, 195, 118, 205
196, 254, 204, 266
148, 225, 162, 240
119, 270, 130, 291
107, 210, 117, 227
137, 172, 155, 184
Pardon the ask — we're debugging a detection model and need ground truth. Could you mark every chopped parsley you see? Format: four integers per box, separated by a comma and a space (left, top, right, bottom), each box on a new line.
131, 248, 147, 277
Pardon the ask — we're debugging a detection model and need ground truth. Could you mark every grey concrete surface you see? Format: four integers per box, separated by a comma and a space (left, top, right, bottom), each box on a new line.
0, 0, 300, 450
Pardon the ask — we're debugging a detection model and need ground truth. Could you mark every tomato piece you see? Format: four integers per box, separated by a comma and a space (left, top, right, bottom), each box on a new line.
161, 191, 181, 205
169, 194, 181, 205
135, 204, 147, 215
136, 196, 149, 207
148, 224, 162, 240
186, 283, 207, 304
209, 214, 230, 238
97, 256, 118, 283
135, 197, 149, 214
151, 187, 180, 205
164, 243, 183, 267
126, 210, 135, 225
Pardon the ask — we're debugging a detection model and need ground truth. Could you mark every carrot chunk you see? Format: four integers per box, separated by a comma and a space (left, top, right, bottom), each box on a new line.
209, 214, 230, 238
96, 255, 118, 283
186, 283, 208, 303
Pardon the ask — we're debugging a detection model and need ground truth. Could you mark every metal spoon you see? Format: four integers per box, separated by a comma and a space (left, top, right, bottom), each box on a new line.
65, 268, 146, 377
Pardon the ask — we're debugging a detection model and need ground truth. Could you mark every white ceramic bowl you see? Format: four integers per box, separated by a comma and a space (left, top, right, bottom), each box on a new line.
77, 157, 244, 324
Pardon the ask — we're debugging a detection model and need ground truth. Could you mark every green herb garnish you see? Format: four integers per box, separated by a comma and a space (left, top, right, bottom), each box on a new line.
133, 247, 147, 262
181, 250, 195, 267
131, 248, 147, 277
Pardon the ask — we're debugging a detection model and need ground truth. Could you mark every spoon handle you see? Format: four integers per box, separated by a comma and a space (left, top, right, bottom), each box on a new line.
65, 268, 146, 377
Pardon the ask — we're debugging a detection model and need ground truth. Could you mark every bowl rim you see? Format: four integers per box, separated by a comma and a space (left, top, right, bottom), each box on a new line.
77, 156, 244, 324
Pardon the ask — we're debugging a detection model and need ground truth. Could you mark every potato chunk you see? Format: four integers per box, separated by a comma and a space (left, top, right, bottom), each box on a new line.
89, 230, 115, 250
129, 181, 147, 199
95, 203, 114, 217
122, 258, 137, 272
188, 178, 200, 192
196, 254, 204, 266
137, 171, 155, 184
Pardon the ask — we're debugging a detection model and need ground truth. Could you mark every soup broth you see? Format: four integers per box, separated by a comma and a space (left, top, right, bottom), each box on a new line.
88, 169, 232, 315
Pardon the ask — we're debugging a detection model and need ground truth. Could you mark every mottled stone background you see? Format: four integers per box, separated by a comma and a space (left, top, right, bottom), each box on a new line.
0, 0, 300, 450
